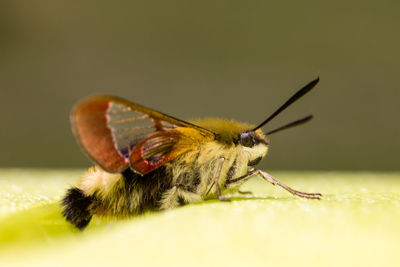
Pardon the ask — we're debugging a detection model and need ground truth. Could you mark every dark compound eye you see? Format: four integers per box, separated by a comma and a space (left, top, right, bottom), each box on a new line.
239, 132, 255, 147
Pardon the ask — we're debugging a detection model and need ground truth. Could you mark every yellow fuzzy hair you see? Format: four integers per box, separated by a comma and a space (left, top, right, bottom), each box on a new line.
190, 117, 265, 143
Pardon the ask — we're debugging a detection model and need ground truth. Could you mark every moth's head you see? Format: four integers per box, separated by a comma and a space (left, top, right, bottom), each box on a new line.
192, 118, 270, 166
237, 129, 269, 167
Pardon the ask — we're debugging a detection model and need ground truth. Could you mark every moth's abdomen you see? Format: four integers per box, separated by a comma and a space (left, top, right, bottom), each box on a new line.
62, 187, 94, 230
62, 166, 175, 229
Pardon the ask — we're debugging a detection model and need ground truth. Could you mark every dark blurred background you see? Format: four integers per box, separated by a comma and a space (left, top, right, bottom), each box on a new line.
0, 1, 398, 171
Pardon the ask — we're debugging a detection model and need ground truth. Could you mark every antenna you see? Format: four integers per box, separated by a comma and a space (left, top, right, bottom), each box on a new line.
266, 115, 313, 135
252, 77, 319, 131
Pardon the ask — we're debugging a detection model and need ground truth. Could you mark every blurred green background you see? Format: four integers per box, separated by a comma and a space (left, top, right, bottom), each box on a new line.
0, 0, 399, 171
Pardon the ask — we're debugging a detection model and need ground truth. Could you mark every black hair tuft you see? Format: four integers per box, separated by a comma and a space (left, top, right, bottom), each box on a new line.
62, 187, 94, 230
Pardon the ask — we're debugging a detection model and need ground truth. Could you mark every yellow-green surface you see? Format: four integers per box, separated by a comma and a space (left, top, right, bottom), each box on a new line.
0, 169, 399, 267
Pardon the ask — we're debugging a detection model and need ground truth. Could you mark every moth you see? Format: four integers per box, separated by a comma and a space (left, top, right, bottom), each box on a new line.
62, 78, 321, 230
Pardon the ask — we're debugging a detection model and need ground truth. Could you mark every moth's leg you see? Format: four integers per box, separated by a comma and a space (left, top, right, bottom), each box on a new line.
227, 169, 322, 199
159, 184, 202, 210
256, 169, 322, 199
225, 170, 255, 188
214, 157, 230, 202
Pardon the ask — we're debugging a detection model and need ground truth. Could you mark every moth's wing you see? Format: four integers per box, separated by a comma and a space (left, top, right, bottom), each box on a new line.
71, 95, 215, 174
130, 128, 204, 175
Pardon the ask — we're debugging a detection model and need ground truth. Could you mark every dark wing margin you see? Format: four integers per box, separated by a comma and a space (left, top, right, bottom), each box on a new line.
71, 95, 215, 174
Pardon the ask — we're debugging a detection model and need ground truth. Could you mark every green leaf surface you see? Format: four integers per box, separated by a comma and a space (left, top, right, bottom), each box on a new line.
0, 169, 399, 267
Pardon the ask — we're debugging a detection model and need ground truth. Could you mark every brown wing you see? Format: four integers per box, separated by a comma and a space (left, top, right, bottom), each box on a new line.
71, 95, 215, 174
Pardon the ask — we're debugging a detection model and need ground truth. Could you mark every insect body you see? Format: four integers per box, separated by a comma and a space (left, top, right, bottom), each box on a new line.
62, 78, 322, 230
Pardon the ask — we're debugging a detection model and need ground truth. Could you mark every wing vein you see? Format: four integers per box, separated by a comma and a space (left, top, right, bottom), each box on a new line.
108, 115, 149, 124
116, 130, 155, 141
107, 108, 132, 114
112, 125, 154, 133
